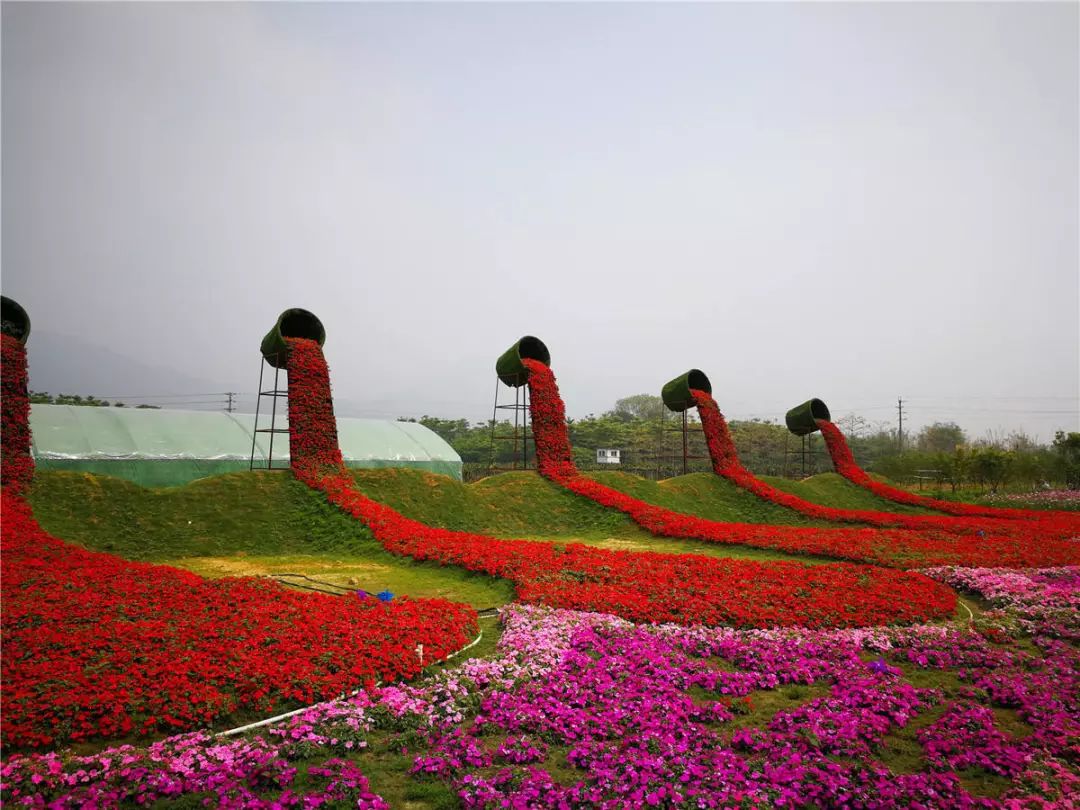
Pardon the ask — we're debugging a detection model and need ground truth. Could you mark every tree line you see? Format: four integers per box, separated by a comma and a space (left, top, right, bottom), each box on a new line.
399, 394, 1080, 490
30, 392, 160, 409
28, 389, 1077, 490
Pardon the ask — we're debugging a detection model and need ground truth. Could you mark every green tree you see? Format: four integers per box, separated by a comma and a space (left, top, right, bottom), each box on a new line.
30, 392, 111, 407
968, 447, 1013, 492
932, 448, 970, 493
609, 394, 664, 423
836, 413, 873, 438
1052, 431, 1080, 488
916, 422, 967, 454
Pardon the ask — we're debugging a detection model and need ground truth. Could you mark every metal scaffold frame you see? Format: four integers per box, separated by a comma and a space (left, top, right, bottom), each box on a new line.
488, 375, 533, 472
250, 353, 290, 471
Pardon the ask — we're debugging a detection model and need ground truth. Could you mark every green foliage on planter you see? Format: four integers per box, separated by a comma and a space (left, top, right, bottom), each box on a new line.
260, 308, 325, 369
1, 296, 30, 344
661, 370, 712, 412
496, 336, 549, 387
785, 399, 831, 436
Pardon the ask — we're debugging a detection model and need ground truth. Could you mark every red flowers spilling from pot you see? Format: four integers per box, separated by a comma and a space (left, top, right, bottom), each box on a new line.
1, 334, 33, 494
690, 388, 1080, 541
521, 358, 1079, 569
817, 418, 1080, 523
283, 337, 957, 630
0, 334, 476, 751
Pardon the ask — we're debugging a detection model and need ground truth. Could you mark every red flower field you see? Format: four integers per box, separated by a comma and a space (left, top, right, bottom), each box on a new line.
0, 491, 477, 750
0, 336, 476, 751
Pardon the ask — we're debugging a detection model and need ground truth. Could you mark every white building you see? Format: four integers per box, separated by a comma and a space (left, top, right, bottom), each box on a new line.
596, 448, 621, 465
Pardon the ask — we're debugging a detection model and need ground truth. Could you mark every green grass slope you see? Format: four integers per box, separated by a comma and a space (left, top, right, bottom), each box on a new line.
590, 470, 942, 521
30, 471, 373, 559
587, 471, 826, 525
27, 471, 515, 609
349, 468, 650, 539
759, 472, 936, 515
349, 468, 837, 563
28, 467, 843, 596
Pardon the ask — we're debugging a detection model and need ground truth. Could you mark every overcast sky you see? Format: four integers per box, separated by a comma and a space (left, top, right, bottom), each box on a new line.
3, 2, 1078, 442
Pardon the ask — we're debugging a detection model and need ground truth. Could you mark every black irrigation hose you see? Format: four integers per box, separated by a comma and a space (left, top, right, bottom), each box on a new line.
272, 573, 353, 592
268, 575, 502, 617
269, 579, 346, 597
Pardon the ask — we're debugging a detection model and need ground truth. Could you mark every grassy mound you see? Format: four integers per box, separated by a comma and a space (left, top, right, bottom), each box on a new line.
587, 471, 823, 525
350, 468, 649, 539
590, 470, 939, 520
347, 469, 837, 563
29, 468, 843, 603
30, 471, 374, 559
759, 472, 936, 515
28, 471, 514, 609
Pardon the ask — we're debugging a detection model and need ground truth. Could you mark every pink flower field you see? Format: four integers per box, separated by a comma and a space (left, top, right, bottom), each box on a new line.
5, 565, 1078, 808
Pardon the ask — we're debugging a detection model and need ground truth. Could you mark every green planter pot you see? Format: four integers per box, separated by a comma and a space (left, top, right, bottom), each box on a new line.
1, 296, 30, 345
495, 336, 550, 387
662, 369, 712, 412
785, 398, 831, 436
260, 308, 326, 368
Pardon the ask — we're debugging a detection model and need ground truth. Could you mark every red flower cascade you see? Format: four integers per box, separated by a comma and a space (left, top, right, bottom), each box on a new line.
0, 334, 475, 750
817, 419, 1080, 524
1, 334, 33, 493
690, 388, 1080, 540
283, 338, 958, 630
521, 358, 1079, 569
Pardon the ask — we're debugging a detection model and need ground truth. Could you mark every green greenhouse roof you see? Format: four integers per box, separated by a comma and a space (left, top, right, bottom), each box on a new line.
29, 405, 461, 484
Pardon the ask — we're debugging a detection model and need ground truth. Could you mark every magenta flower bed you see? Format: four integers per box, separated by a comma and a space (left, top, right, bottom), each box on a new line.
5, 567, 1078, 808
922, 566, 1080, 641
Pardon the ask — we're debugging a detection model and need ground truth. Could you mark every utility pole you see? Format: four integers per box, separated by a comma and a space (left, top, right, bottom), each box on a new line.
897, 396, 905, 452
226, 392, 236, 413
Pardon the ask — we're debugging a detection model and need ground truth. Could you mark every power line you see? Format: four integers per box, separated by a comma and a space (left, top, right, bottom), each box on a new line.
80, 393, 234, 401
904, 395, 1080, 401
897, 396, 905, 452
906, 407, 1078, 415
120, 401, 231, 408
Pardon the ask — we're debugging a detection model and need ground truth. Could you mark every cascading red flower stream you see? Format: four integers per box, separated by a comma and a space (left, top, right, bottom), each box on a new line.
1, 334, 34, 493
690, 388, 1080, 540
816, 418, 1080, 523
282, 337, 958, 630
520, 357, 1080, 569
1, 333, 476, 751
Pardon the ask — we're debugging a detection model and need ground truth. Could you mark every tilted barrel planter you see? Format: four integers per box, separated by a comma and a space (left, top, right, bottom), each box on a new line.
1, 296, 31, 345
496, 336, 550, 387
260, 308, 326, 368
661, 369, 712, 412
785, 398, 831, 436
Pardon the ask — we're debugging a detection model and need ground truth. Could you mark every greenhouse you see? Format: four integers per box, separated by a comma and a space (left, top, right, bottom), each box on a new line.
29, 404, 462, 486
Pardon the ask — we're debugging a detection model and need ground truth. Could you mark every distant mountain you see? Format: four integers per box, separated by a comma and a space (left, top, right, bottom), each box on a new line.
22, 332, 491, 421
25, 330, 231, 406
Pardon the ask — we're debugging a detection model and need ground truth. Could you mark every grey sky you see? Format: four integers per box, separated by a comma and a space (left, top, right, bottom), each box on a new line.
3, 2, 1078, 442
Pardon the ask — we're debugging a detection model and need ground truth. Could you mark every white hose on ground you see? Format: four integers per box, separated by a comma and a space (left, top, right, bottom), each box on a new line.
215, 622, 489, 738
958, 597, 975, 623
